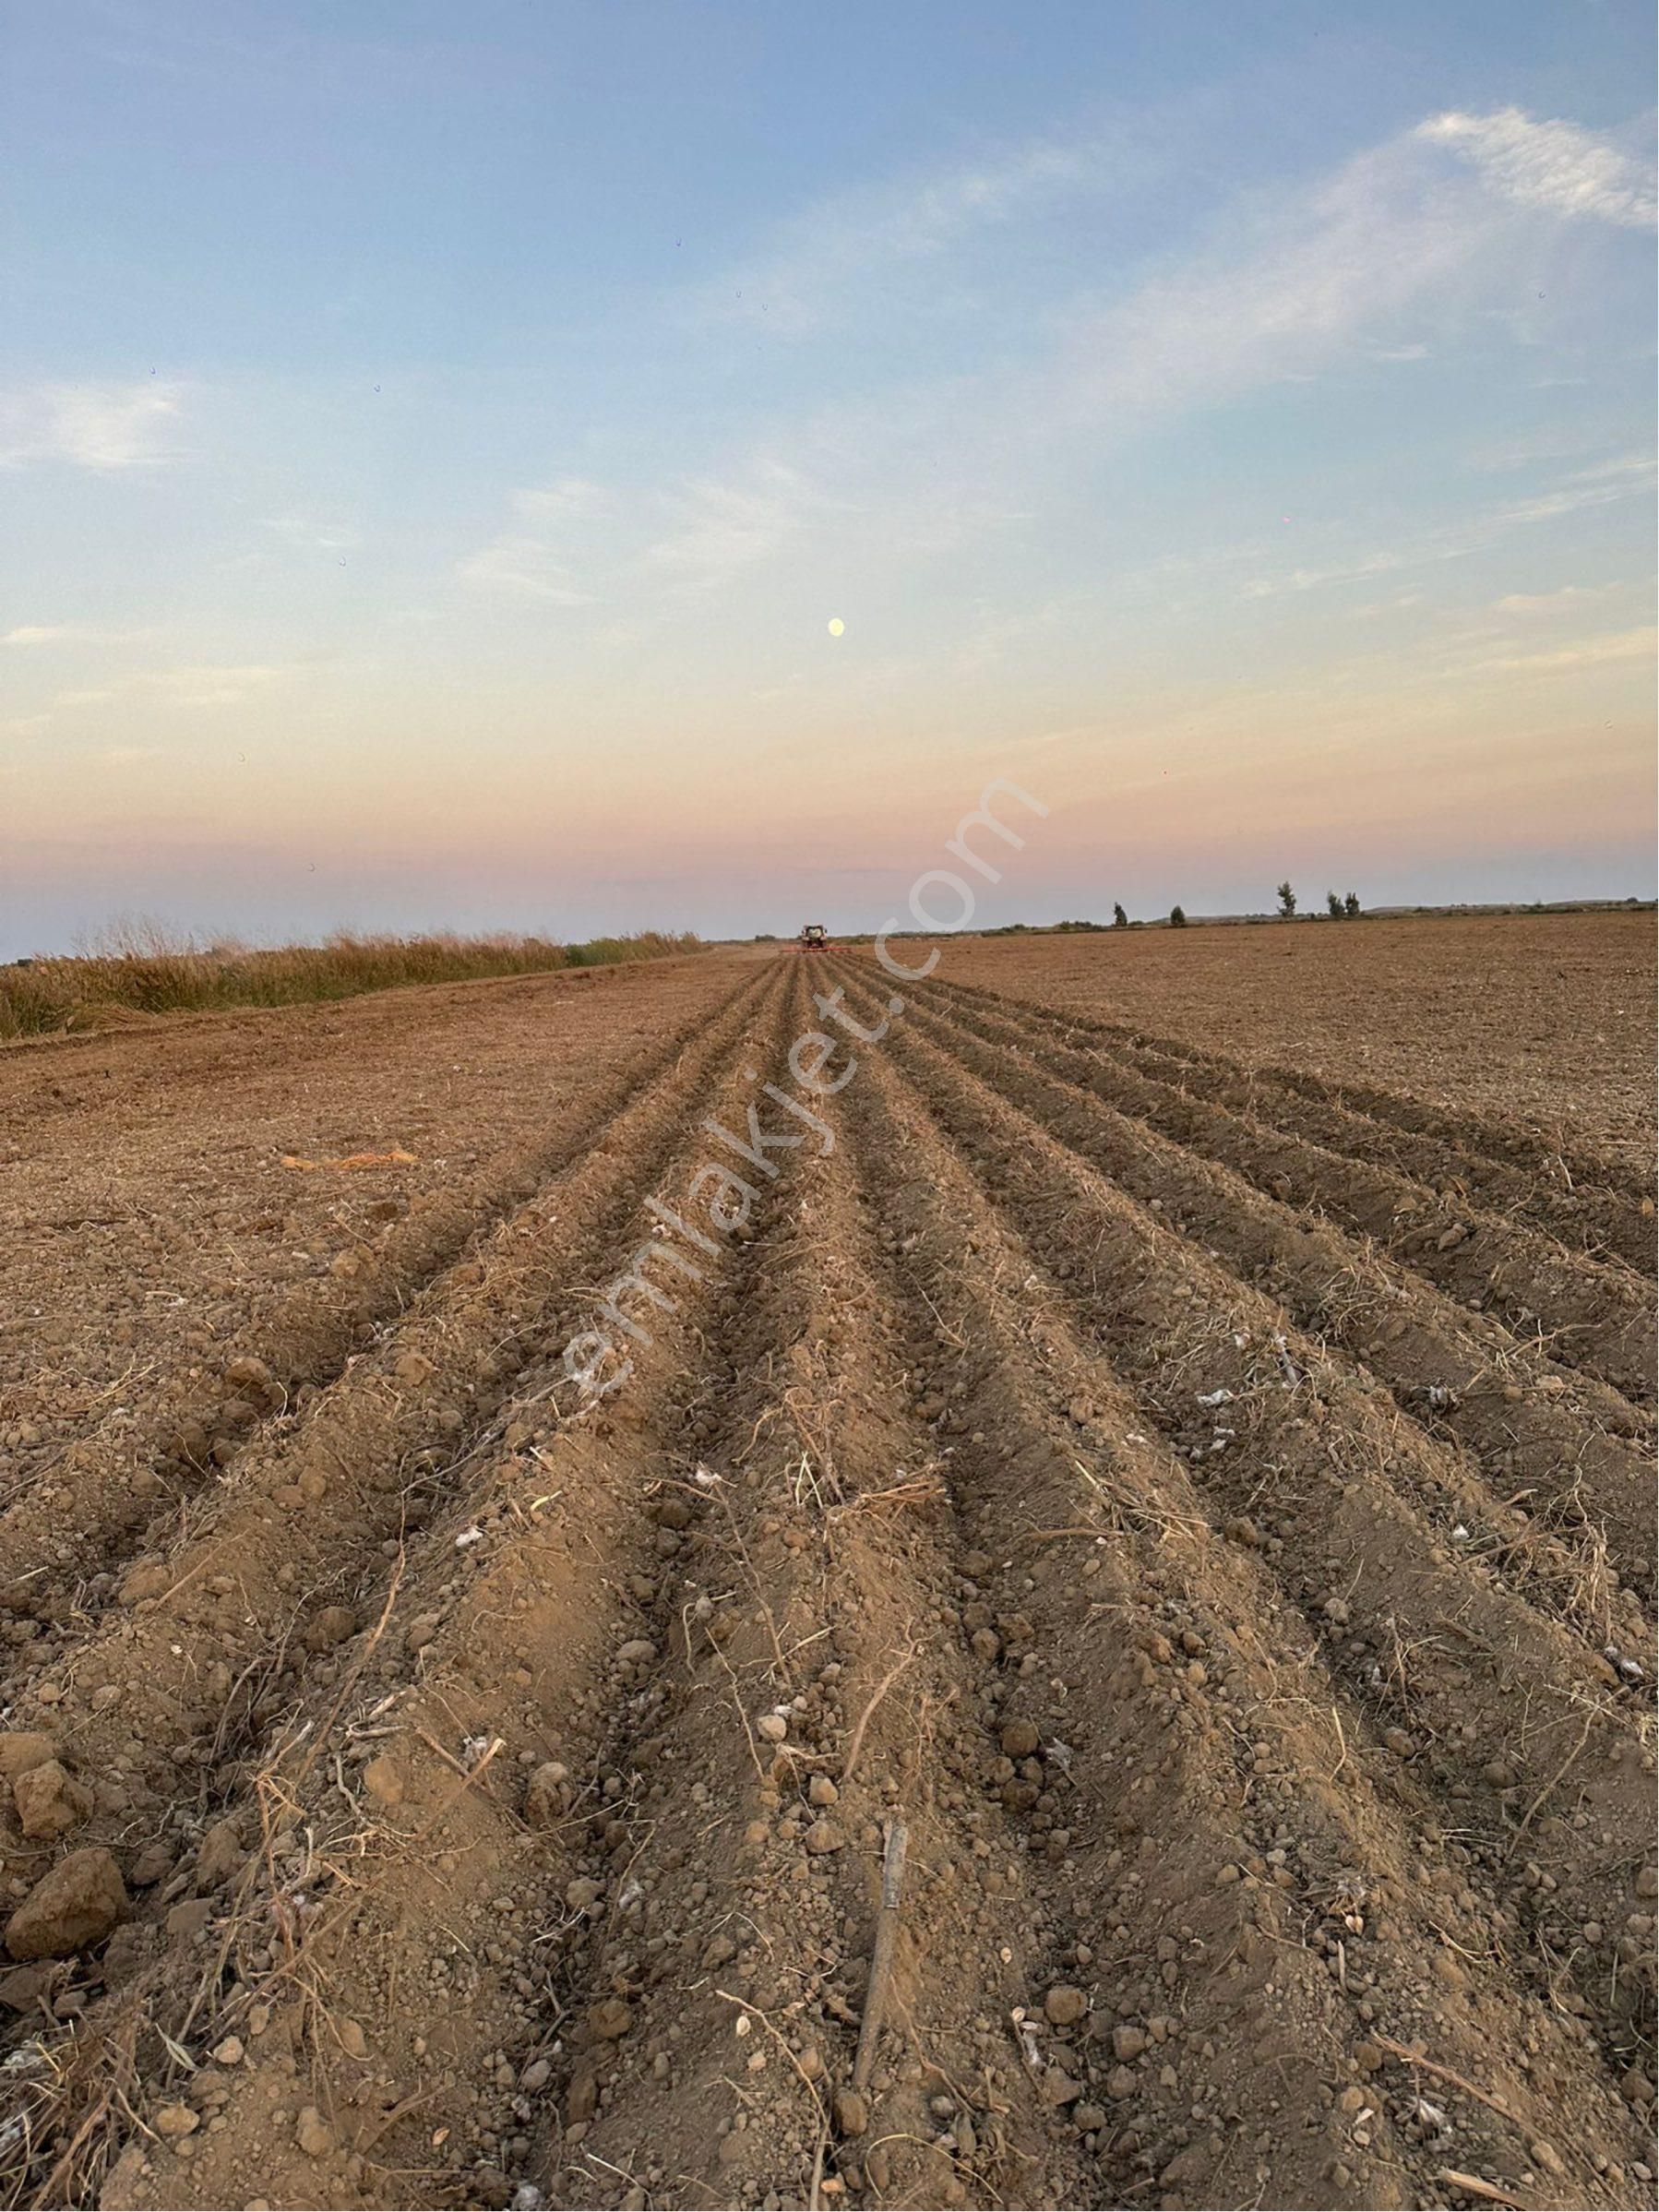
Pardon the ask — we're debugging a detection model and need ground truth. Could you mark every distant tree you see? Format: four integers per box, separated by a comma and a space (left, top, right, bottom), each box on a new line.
1169, 904, 1188, 928
1343, 891, 1361, 918
1112, 902, 1129, 928
1277, 880, 1298, 918
1326, 891, 1343, 919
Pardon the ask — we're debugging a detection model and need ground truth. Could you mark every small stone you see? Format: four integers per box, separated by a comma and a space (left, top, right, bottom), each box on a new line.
808, 1774, 839, 1806
0, 1733, 56, 1782
1073, 2103, 1107, 2132
403, 1611, 442, 1653
1111, 2024, 1147, 2062
804, 1820, 844, 1855
523, 1764, 570, 1826
154, 2104, 199, 2141
520, 2059, 552, 2093
833, 2089, 868, 2137
295, 2106, 334, 2158
1382, 1728, 1414, 1758
130, 1843, 173, 1887
615, 1639, 657, 1668
13, 1761, 93, 1841
196, 1819, 245, 1885
1635, 1867, 1658, 1901
0, 1964, 52, 2013
1040, 2066, 1080, 2107
225, 1354, 276, 1394
1353, 2040, 1382, 2073
756, 1714, 788, 1743
211, 2037, 245, 2067
1530, 2142, 1565, 2177
1000, 1721, 1040, 1758
567, 2068, 599, 2123
566, 1877, 604, 1912
363, 1756, 405, 1808
588, 1997, 633, 2040
6, 1848, 127, 1960
166, 1898, 214, 1944
1044, 1984, 1087, 2027
304, 1606, 357, 1652
1107, 2064, 1137, 2099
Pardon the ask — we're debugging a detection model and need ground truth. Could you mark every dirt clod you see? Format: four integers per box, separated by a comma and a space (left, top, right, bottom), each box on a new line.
5, 1846, 128, 1958
13, 1759, 93, 1839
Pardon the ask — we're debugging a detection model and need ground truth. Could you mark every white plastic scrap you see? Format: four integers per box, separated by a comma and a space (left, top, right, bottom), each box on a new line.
1197, 1388, 1234, 1407
455, 1524, 485, 1548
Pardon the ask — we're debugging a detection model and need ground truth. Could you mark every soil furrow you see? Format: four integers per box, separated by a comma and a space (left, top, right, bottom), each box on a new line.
534, 997, 1092, 2210
933, 962, 1653, 1210
829, 965, 1656, 2080
1, 963, 803, 2210
920, 971, 1653, 1270
0, 939, 1651, 2212
860, 962, 1656, 1611
0, 962, 774, 1620
832, 1022, 1652, 2206
0, 963, 792, 1978
846, 960, 1654, 1405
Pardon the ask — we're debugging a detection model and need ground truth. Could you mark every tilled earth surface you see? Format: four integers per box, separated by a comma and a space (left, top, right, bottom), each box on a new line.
943, 912, 1657, 1178
0, 939, 1653, 2212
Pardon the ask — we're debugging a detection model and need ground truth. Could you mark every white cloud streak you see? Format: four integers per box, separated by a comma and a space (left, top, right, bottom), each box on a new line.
1418, 107, 1655, 230
0, 382, 184, 470
1469, 624, 1656, 674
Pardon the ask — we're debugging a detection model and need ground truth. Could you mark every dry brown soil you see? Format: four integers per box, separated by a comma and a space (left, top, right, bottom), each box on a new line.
0, 926, 1651, 2212
944, 913, 1656, 1176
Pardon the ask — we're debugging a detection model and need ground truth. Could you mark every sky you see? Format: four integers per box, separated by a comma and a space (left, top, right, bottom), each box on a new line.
1, 1, 1654, 956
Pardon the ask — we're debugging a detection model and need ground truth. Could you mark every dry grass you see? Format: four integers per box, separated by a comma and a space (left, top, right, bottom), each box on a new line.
0, 919, 703, 1038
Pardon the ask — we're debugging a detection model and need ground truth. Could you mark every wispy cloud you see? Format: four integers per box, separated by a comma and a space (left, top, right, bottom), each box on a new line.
4, 623, 149, 648
258, 514, 361, 553
1491, 582, 1629, 616
456, 535, 595, 604
1240, 457, 1654, 601
18, 662, 293, 736
697, 133, 1107, 337
509, 478, 611, 522
0, 382, 185, 470
1469, 624, 1656, 675
1418, 107, 1655, 229
457, 103, 1652, 632
641, 460, 826, 588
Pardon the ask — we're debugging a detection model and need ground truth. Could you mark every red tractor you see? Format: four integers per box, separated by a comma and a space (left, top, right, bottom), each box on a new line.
797, 923, 830, 951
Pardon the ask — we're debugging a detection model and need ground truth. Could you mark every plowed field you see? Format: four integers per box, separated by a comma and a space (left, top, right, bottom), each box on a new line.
0, 928, 1652, 2212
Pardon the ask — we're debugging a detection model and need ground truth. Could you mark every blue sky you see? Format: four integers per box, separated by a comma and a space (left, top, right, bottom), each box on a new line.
2, 1, 1653, 953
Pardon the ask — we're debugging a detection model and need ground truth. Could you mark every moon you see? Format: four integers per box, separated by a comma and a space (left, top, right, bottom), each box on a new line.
827, 617, 844, 638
